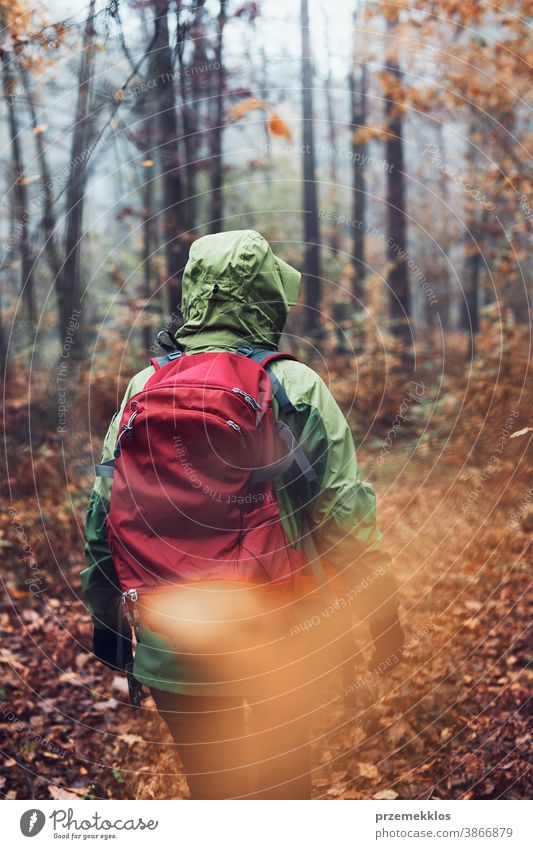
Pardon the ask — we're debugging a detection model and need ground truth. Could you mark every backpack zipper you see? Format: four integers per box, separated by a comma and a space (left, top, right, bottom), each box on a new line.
115, 391, 252, 459
232, 387, 260, 411
129, 383, 262, 423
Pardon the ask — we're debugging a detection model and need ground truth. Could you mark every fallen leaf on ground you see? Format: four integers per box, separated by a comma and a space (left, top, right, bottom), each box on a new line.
374, 789, 399, 800
48, 785, 80, 800
359, 762, 379, 779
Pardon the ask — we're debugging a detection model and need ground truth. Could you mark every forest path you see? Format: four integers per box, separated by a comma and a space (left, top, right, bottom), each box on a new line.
1, 459, 529, 800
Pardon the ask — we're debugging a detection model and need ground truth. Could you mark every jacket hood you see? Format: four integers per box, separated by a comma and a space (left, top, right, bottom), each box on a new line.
175, 229, 301, 351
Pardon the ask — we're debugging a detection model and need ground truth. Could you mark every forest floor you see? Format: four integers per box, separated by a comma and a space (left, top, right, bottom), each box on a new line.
1, 333, 531, 800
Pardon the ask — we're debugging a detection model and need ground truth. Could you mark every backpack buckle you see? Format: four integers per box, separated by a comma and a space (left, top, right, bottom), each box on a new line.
236, 344, 254, 357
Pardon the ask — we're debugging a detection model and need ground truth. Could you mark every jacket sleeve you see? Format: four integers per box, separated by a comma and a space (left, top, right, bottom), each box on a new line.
272, 361, 400, 624
81, 367, 154, 630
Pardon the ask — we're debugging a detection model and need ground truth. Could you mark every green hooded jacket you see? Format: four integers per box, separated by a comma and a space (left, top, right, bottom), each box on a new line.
82, 230, 398, 695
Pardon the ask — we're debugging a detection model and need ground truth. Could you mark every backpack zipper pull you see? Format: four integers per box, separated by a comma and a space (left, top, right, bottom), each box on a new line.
122, 588, 138, 604
114, 408, 140, 458
226, 420, 242, 434
122, 588, 139, 629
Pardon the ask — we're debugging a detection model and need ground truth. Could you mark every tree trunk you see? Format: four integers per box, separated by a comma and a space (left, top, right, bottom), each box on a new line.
459, 137, 487, 355
17, 61, 61, 281
460, 209, 487, 357
322, 4, 338, 252
460, 239, 481, 345
1, 26, 35, 323
141, 119, 157, 352
429, 125, 451, 330
301, 0, 321, 334
0, 288, 7, 375
258, 44, 272, 182
177, 0, 206, 233
151, 0, 187, 322
191, 0, 209, 200
58, 0, 97, 357
385, 14, 410, 343
324, 74, 338, 252
350, 58, 367, 303
209, 0, 226, 234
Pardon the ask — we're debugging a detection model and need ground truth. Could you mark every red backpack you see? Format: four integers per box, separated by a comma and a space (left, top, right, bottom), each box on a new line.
96, 345, 317, 601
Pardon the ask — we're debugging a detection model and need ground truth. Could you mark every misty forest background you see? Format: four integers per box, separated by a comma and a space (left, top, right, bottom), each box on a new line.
0, 0, 531, 800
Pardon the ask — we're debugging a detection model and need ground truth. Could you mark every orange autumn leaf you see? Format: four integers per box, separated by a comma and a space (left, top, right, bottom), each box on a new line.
228, 98, 291, 139
267, 111, 292, 140
227, 97, 267, 122
8, 586, 28, 599
18, 175, 39, 186
352, 126, 385, 144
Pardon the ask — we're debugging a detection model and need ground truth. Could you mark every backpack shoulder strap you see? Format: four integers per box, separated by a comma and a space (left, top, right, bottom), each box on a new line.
150, 329, 185, 370
236, 345, 316, 486
250, 418, 316, 484
236, 344, 297, 415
